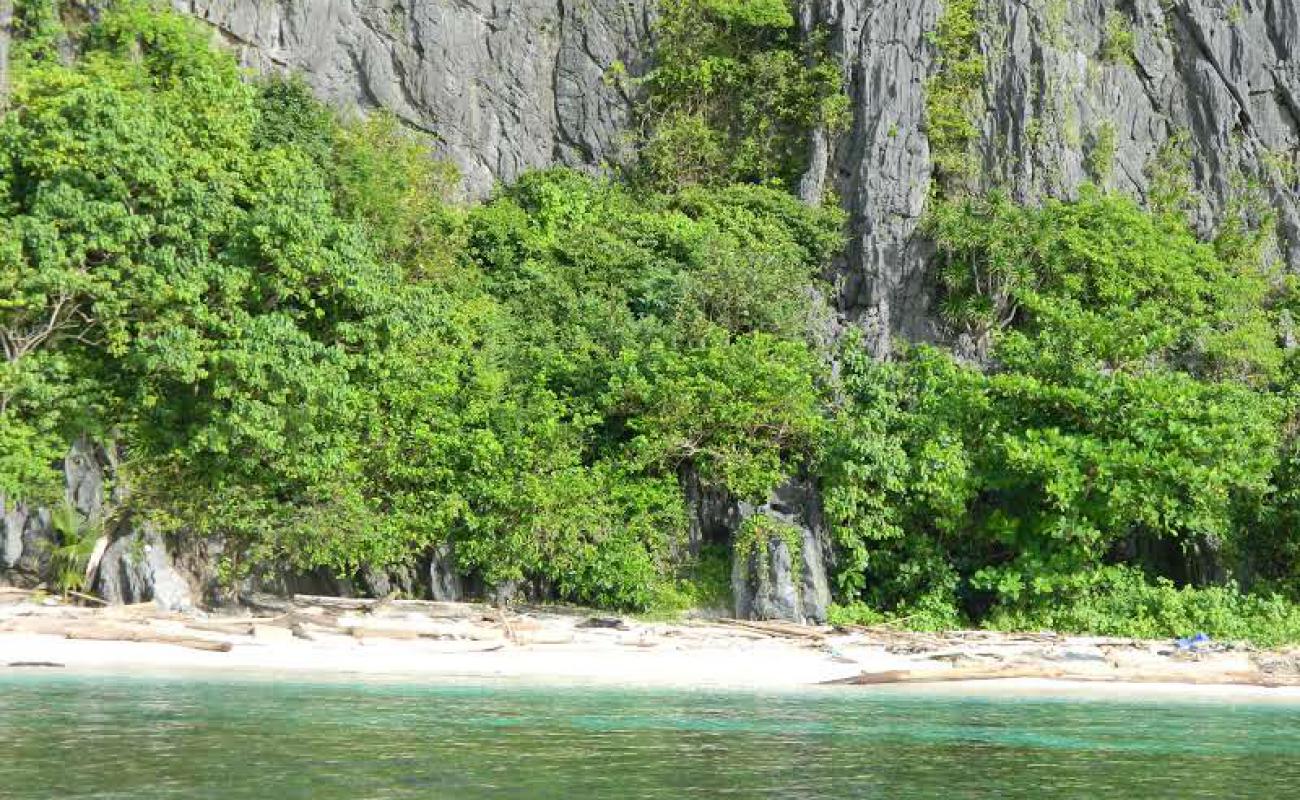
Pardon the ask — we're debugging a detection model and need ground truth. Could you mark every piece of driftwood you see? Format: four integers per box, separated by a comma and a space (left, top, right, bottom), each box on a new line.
240, 593, 296, 614
678, 622, 770, 640
513, 631, 575, 645
291, 595, 382, 612
347, 626, 422, 641
64, 625, 233, 653
827, 667, 1065, 685
82, 536, 110, 594
386, 599, 494, 619
716, 619, 827, 641
187, 621, 256, 636
577, 617, 629, 630
825, 665, 1300, 688
497, 608, 517, 643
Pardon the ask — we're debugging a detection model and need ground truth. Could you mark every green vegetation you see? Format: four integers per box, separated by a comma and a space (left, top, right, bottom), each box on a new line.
1087, 120, 1117, 184
1100, 13, 1136, 65
734, 514, 803, 583
822, 188, 1300, 641
637, 0, 848, 191
925, 0, 985, 188
6, 1, 1300, 644
48, 500, 101, 594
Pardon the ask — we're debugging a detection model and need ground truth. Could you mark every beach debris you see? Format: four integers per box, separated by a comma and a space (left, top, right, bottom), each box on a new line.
824, 645, 858, 665
4, 593, 1300, 690
716, 619, 828, 641
64, 624, 233, 653
825, 663, 1300, 688
577, 617, 629, 630
1176, 632, 1213, 652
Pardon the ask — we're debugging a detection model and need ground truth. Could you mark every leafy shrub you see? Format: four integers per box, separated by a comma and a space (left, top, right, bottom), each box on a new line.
823, 189, 1298, 642
638, 0, 847, 191
984, 567, 1300, 647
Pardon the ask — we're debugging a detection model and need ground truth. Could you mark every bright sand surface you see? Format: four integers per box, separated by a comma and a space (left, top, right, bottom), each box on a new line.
3, 599, 1300, 700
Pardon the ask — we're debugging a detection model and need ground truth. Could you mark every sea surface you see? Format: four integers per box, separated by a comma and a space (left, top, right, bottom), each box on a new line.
0, 673, 1297, 798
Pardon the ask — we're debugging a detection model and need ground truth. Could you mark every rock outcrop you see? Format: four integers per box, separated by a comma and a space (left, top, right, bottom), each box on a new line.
96, 524, 196, 611
684, 470, 832, 623
729, 480, 833, 624
1, 440, 195, 610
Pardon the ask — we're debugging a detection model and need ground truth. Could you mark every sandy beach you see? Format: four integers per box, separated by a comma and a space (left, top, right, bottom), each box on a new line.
4, 592, 1300, 700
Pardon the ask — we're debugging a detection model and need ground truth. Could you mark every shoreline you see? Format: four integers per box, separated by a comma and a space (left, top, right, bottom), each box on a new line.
4, 596, 1300, 701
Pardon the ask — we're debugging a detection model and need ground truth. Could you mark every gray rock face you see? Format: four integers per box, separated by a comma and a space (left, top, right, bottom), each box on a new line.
173, 0, 653, 199
428, 542, 463, 602
0, 438, 107, 587
0, 497, 23, 575
732, 531, 803, 621
0, 501, 53, 584
684, 471, 830, 624
174, 1, 1298, 349
0, 441, 198, 609
96, 524, 196, 612
729, 480, 832, 624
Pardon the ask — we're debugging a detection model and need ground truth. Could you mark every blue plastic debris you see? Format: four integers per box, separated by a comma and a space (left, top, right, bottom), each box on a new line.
1175, 632, 1212, 651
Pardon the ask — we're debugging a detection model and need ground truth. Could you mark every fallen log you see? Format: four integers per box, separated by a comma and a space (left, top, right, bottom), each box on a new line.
513, 631, 576, 645
348, 626, 422, 641
825, 665, 1300, 688
389, 599, 492, 618
291, 595, 381, 612
240, 593, 296, 614
827, 667, 1064, 685
186, 621, 256, 636
716, 619, 827, 641
64, 625, 233, 653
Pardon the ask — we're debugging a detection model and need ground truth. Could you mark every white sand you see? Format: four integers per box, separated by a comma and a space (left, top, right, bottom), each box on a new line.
0, 631, 872, 688
4, 599, 1300, 700
3, 628, 1300, 702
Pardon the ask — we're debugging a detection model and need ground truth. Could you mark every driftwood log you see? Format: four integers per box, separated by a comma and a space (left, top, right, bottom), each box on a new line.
63, 625, 233, 653
825, 665, 1300, 689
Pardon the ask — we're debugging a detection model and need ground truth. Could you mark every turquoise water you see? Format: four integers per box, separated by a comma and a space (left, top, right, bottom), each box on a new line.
0, 675, 1298, 798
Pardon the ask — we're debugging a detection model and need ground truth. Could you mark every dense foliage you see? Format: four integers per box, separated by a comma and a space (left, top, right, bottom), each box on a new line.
636, 0, 848, 191
0, 0, 841, 609
823, 188, 1300, 639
